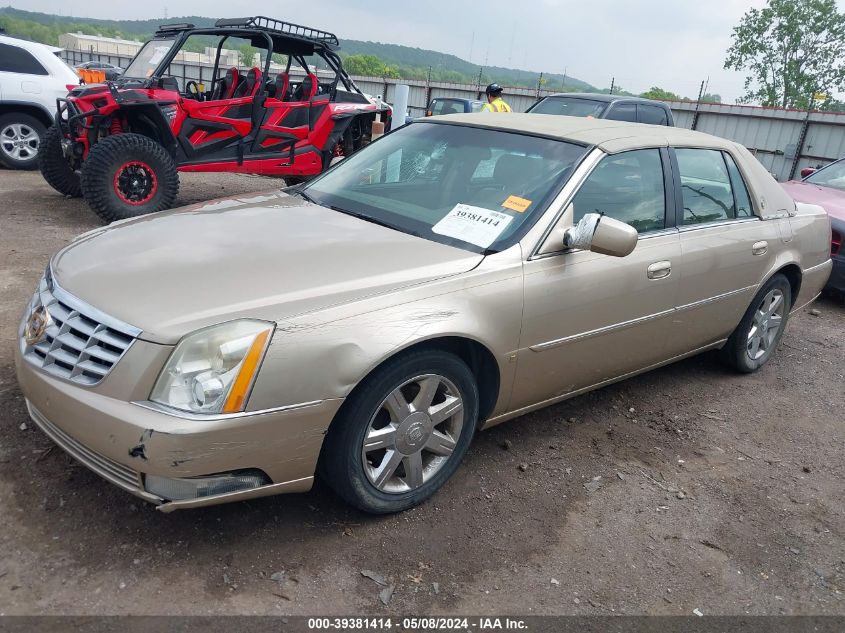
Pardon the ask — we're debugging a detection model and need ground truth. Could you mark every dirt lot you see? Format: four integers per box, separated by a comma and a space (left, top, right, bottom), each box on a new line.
0, 169, 843, 617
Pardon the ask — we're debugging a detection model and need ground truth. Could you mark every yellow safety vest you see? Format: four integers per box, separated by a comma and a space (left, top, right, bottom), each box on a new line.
482, 97, 512, 113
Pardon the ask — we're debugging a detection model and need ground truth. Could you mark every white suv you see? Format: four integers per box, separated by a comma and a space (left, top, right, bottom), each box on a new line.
0, 34, 79, 169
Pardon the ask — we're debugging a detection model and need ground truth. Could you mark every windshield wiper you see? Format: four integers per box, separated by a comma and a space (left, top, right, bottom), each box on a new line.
296, 188, 318, 204
329, 206, 401, 232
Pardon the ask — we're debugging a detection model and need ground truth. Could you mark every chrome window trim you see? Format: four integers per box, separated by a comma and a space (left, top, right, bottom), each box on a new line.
526, 146, 606, 260
677, 217, 761, 233
528, 146, 677, 260
132, 399, 324, 421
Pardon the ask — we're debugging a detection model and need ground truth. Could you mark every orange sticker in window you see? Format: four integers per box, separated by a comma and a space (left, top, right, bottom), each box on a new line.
502, 195, 532, 213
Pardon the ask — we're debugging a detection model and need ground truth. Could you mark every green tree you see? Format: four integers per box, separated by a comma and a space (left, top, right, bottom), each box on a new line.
343, 54, 400, 78
237, 43, 259, 67
639, 86, 683, 101
701, 93, 722, 104
725, 0, 845, 108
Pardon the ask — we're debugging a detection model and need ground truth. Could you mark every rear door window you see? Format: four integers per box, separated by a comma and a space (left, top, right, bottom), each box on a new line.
0, 43, 48, 75
675, 149, 737, 224
605, 103, 637, 122
638, 104, 669, 126
571, 149, 667, 233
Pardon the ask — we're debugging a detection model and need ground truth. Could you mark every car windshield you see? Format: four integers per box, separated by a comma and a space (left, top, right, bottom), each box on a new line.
123, 37, 177, 79
303, 122, 588, 253
805, 159, 845, 191
530, 97, 607, 118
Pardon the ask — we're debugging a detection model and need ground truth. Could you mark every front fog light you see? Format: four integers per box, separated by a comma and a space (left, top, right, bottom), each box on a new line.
150, 320, 274, 415
145, 470, 270, 501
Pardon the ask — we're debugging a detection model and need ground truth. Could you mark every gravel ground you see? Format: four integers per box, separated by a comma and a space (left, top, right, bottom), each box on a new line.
0, 169, 843, 616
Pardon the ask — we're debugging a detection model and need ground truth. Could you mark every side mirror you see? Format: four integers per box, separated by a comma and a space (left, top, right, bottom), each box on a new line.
800, 167, 816, 178
563, 213, 638, 257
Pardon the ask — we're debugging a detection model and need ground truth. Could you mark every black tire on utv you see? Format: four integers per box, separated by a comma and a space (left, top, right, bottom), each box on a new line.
80, 133, 179, 222
39, 125, 82, 197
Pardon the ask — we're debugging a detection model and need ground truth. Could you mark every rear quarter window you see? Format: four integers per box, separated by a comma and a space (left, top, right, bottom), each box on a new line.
0, 43, 48, 75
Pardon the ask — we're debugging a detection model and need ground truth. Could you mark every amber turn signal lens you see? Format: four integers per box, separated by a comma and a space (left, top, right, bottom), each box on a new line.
222, 329, 271, 413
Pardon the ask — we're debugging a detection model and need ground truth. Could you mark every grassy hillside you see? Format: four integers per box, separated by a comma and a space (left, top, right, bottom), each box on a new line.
0, 6, 594, 90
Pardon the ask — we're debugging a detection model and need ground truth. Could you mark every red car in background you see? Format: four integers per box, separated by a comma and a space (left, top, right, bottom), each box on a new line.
782, 160, 845, 295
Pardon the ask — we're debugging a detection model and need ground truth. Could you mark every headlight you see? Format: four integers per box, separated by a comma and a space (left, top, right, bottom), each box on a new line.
150, 320, 274, 415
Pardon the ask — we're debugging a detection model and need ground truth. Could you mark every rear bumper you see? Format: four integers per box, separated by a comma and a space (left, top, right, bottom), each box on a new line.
16, 344, 343, 511
826, 254, 845, 293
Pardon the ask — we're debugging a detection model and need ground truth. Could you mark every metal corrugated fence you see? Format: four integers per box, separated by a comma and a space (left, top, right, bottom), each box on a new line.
62, 49, 845, 181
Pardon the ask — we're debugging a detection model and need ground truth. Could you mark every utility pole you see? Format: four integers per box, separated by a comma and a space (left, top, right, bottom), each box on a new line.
609, 77, 615, 94
562, 66, 567, 90
476, 67, 483, 99
537, 72, 543, 98
691, 79, 705, 130
789, 91, 816, 181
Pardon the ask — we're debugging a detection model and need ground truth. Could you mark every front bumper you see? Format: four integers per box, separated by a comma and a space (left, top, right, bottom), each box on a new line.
15, 344, 343, 512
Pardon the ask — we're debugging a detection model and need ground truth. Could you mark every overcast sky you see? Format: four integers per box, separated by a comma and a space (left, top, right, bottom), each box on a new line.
9, 0, 844, 101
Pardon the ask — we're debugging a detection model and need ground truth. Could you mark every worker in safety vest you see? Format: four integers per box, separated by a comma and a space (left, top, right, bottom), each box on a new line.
481, 83, 512, 113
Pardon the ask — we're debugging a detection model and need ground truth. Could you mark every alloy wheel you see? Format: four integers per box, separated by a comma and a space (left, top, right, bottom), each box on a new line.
746, 288, 785, 361
1, 123, 40, 162
361, 374, 464, 494
113, 161, 158, 205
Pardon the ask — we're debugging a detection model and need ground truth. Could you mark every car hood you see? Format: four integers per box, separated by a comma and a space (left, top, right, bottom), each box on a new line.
782, 180, 845, 221
52, 191, 483, 344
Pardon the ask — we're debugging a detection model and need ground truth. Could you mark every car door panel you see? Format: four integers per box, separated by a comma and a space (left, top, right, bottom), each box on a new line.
178, 96, 254, 163
512, 232, 681, 410
668, 148, 780, 352
672, 220, 779, 350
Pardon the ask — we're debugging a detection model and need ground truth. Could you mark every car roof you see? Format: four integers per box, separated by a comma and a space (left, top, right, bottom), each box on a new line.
424, 112, 725, 154
422, 113, 796, 220
0, 34, 63, 55
539, 92, 668, 106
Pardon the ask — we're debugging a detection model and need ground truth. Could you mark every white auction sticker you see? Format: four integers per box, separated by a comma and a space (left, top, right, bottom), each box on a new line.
432, 204, 513, 248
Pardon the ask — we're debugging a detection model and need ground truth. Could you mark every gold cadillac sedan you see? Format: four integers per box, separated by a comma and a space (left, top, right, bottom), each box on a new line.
15, 114, 832, 514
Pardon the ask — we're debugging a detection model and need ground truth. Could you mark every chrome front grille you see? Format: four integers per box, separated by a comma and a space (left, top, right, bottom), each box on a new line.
21, 269, 141, 385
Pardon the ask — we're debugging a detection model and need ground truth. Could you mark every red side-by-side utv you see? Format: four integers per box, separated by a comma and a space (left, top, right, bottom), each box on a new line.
40, 16, 392, 221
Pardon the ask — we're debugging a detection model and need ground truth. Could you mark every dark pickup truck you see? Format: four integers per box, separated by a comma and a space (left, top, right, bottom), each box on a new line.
527, 93, 675, 126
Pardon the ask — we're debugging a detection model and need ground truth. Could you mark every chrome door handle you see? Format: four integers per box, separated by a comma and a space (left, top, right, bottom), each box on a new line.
647, 260, 672, 280
752, 240, 768, 256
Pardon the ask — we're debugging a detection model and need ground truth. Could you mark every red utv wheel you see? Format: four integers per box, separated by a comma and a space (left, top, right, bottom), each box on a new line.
38, 125, 82, 197
80, 133, 179, 222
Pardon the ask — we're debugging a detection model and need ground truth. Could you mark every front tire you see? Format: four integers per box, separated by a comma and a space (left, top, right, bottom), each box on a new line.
80, 133, 179, 222
0, 113, 45, 170
321, 350, 479, 514
39, 125, 82, 197
720, 274, 792, 373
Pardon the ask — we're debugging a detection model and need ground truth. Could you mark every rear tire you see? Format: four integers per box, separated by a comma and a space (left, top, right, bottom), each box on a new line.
39, 125, 82, 197
720, 274, 792, 373
80, 133, 179, 222
0, 113, 45, 170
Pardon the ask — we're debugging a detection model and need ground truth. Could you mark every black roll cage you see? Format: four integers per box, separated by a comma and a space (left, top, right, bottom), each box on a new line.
137, 22, 363, 101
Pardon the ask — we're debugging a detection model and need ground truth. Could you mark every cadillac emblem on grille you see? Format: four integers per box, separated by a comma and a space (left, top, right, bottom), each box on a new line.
24, 306, 50, 346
